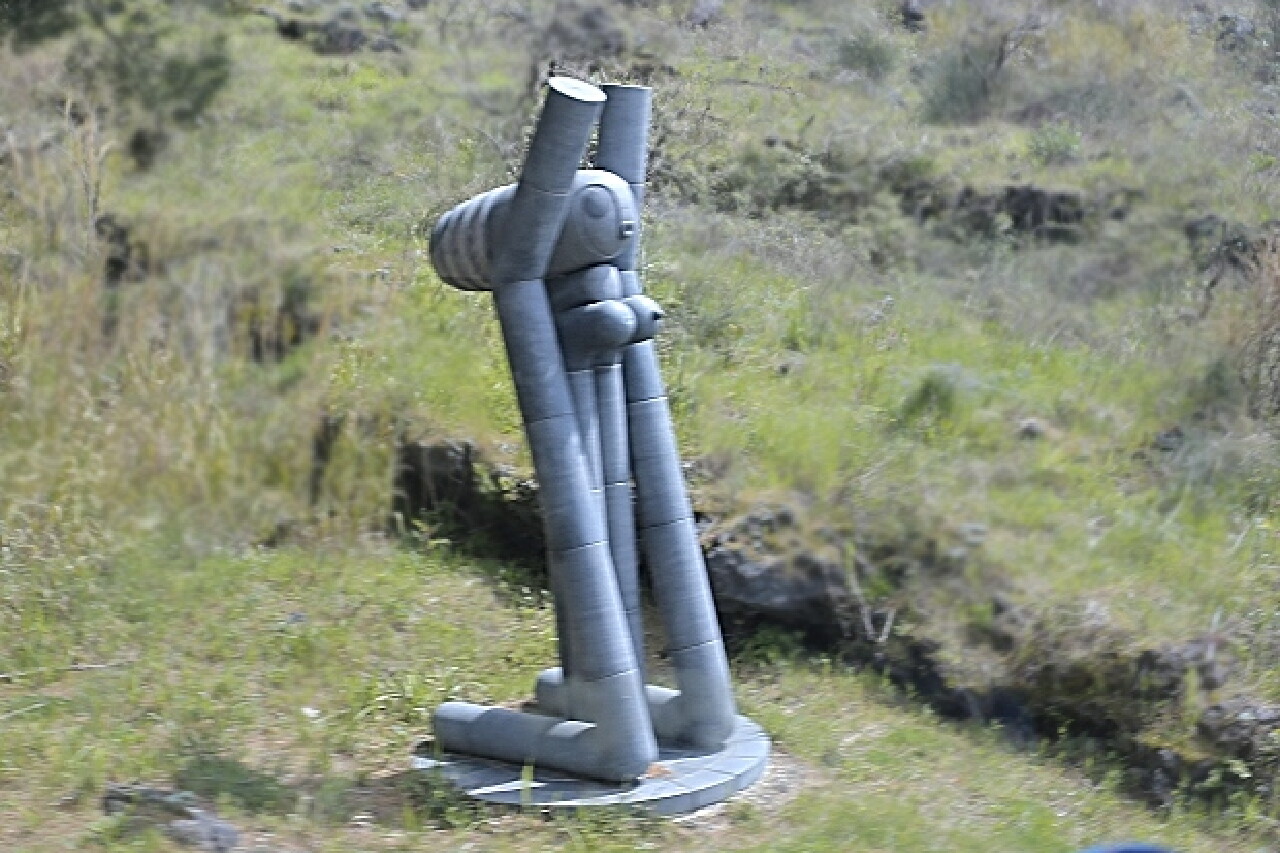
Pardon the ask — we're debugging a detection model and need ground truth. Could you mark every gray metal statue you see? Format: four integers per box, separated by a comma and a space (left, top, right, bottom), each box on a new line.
422, 78, 768, 813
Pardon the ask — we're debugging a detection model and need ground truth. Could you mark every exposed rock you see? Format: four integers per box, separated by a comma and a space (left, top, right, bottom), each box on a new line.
702, 506, 853, 647
1198, 697, 1280, 760
1185, 215, 1260, 274
315, 17, 369, 54
686, 0, 723, 28
1184, 212, 1226, 245
309, 413, 344, 504
364, 1, 404, 25
1216, 13, 1257, 52
165, 813, 240, 852
94, 213, 151, 289
394, 439, 483, 526
946, 184, 1085, 241
259, 7, 372, 54
238, 275, 322, 364
1152, 425, 1185, 453
1017, 417, 1046, 439
984, 591, 1033, 652
1011, 614, 1189, 736
102, 784, 239, 852
900, 0, 925, 32
899, 174, 1099, 243
126, 126, 169, 169
539, 2, 628, 61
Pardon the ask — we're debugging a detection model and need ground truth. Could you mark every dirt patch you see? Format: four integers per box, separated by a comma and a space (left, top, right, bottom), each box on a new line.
671, 748, 817, 835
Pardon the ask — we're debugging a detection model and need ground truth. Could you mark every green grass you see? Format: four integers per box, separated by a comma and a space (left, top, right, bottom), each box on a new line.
4, 0, 1280, 848
0, 542, 1267, 852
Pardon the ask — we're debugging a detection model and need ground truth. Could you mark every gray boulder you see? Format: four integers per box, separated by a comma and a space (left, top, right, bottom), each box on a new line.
702, 505, 853, 646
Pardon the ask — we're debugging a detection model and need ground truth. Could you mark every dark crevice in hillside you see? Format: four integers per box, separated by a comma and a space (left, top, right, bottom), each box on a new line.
704, 500, 1279, 813
390, 438, 545, 571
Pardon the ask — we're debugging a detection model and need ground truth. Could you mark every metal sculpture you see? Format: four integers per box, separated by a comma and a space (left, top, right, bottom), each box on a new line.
422, 77, 768, 811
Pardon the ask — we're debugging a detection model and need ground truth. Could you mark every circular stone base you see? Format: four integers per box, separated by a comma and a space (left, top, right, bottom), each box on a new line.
412, 715, 770, 816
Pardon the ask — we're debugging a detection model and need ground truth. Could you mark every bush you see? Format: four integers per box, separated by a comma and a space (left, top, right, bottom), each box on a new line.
836, 27, 897, 80
921, 35, 1007, 124
0, 0, 231, 166
1027, 121, 1081, 166
921, 20, 1039, 124
0, 0, 78, 48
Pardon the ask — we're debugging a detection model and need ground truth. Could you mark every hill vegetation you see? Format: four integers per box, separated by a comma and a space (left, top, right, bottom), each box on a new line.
4, 0, 1280, 849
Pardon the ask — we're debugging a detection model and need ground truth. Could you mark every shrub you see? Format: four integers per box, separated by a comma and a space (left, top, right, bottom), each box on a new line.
836, 27, 897, 80
921, 19, 1038, 124
0, 0, 78, 48
0, 0, 231, 166
1026, 121, 1081, 166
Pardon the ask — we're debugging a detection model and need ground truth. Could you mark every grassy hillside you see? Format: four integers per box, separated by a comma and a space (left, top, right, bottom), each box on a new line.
4, 0, 1280, 849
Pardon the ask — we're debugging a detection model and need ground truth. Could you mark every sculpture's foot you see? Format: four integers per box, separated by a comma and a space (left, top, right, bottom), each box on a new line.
412, 714, 769, 816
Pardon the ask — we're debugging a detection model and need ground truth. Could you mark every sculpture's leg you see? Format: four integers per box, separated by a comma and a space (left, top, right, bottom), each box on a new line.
595, 87, 649, 678
567, 357, 605, 532
549, 264, 645, 673
533, 350, 645, 710
433, 79, 656, 783
596, 356, 645, 669
536, 343, 738, 750
561, 352, 603, 691
624, 344, 737, 748
595, 84, 738, 749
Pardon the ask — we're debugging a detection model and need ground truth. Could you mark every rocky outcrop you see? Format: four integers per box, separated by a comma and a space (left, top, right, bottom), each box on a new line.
702, 505, 854, 647
1216, 13, 1258, 53
901, 180, 1090, 242
257, 2, 407, 55
1198, 698, 1280, 773
102, 784, 240, 852
688, 135, 1113, 246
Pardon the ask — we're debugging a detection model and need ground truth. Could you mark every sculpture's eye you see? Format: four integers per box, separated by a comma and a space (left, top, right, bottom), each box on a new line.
582, 186, 611, 218
574, 182, 631, 258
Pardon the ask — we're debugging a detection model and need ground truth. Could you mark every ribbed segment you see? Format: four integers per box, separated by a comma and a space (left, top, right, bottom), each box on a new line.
429, 184, 513, 291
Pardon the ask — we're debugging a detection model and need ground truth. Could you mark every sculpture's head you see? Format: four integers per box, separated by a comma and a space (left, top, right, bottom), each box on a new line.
430, 169, 638, 292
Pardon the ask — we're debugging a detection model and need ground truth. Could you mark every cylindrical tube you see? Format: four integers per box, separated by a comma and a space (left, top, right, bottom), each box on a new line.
597, 362, 644, 668
600, 83, 738, 748
491, 79, 605, 286
597, 85, 652, 275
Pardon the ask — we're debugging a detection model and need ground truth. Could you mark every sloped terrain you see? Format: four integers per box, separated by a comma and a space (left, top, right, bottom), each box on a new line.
4, 0, 1280, 849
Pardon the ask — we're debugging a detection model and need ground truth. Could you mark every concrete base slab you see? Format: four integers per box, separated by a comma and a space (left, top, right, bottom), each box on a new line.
412, 715, 770, 816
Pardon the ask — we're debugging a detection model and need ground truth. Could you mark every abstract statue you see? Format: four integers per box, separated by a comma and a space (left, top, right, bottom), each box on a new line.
422, 77, 768, 813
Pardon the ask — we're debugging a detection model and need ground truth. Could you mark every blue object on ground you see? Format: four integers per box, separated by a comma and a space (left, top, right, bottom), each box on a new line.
1077, 845, 1176, 853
